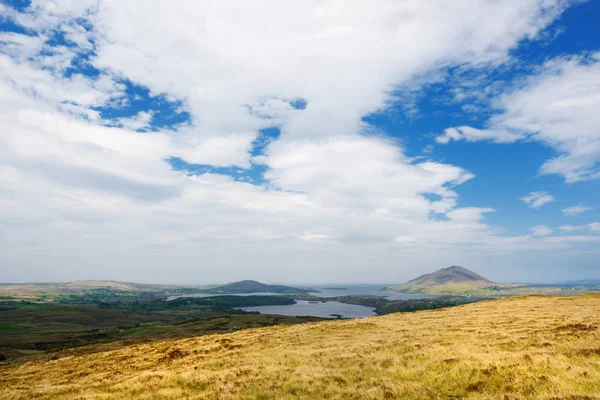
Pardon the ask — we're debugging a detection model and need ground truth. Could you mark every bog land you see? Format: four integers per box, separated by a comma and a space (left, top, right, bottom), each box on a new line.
1, 295, 599, 399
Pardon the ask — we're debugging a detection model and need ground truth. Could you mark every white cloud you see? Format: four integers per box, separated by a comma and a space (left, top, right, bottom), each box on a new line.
175, 132, 258, 168
530, 225, 553, 237
0, 53, 125, 109
298, 234, 330, 241
116, 111, 154, 131
394, 236, 417, 244
437, 54, 600, 183
436, 126, 525, 144
445, 207, 495, 223
422, 144, 434, 154
559, 225, 578, 232
562, 204, 593, 216
559, 223, 600, 233
1, 0, 597, 283
521, 191, 555, 209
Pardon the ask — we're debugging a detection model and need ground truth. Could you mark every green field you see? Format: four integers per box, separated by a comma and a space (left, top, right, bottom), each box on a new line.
0, 286, 319, 363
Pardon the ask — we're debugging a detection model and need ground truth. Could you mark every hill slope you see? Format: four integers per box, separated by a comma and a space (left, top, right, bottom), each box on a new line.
2, 295, 600, 399
392, 266, 495, 294
0, 280, 192, 295
202, 280, 310, 294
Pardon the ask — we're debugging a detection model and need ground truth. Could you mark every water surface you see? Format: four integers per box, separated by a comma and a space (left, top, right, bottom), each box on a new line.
166, 284, 436, 318
238, 300, 376, 319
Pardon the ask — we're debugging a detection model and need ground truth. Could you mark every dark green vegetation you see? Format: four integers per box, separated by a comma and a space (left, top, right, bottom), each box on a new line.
0, 283, 315, 363
199, 280, 310, 294
166, 295, 296, 308
378, 296, 480, 313
310, 294, 481, 315
95, 294, 296, 312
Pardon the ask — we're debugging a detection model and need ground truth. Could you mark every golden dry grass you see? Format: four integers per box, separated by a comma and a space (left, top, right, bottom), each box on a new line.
1, 295, 600, 399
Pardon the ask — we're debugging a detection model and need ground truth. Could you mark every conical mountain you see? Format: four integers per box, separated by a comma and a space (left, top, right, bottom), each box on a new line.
392, 266, 495, 294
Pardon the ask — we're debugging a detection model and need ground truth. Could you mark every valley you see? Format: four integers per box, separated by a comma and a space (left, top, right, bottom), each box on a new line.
2, 267, 598, 365
2, 295, 599, 399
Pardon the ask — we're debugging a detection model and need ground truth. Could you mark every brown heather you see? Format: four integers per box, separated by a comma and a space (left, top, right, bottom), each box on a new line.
1, 295, 600, 399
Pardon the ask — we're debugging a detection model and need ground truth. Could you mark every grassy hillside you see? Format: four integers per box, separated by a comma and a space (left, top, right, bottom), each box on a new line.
2, 295, 600, 399
0, 296, 311, 362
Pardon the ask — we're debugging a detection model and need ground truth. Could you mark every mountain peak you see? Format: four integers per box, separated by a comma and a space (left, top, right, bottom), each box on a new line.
443, 265, 467, 270
234, 280, 262, 285
392, 266, 494, 294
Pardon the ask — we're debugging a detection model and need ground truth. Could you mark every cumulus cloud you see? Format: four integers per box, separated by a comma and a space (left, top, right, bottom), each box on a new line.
559, 223, 600, 233
521, 192, 555, 209
437, 53, 600, 183
436, 126, 524, 144
530, 225, 553, 237
562, 204, 593, 216
115, 111, 154, 131
0, 0, 597, 283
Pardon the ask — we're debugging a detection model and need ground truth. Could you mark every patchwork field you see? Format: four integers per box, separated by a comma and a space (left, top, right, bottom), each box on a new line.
1, 295, 599, 399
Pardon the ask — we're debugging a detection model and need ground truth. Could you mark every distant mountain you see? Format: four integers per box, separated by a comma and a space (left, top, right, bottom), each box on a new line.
202, 280, 310, 294
557, 279, 600, 286
391, 266, 495, 294
0, 280, 190, 294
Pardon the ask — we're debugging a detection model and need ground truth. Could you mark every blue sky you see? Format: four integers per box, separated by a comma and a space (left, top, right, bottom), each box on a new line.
369, 0, 600, 236
0, 0, 599, 284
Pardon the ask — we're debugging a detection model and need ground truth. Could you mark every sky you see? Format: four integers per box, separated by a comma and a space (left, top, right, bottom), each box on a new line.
1, 0, 599, 285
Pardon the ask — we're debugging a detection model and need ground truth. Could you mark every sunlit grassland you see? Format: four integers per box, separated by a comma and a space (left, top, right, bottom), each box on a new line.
392, 284, 600, 297
1, 295, 599, 399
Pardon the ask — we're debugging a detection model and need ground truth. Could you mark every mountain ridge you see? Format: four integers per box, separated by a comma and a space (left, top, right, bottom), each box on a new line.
0, 280, 192, 294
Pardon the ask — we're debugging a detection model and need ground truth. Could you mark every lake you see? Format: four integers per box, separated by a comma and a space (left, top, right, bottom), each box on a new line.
166, 284, 436, 318
238, 300, 376, 319
167, 284, 435, 301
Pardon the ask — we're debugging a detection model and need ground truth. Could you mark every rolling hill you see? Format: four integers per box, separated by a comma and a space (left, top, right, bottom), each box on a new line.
201, 280, 310, 294
391, 266, 497, 294
2, 295, 599, 399
0, 280, 196, 295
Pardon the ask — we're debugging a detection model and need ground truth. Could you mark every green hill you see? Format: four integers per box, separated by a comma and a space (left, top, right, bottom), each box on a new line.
201, 280, 310, 294
0, 280, 197, 295
391, 266, 496, 294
